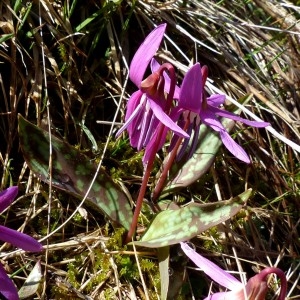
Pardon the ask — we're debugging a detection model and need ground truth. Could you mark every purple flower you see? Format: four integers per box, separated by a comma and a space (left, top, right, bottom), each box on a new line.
176, 63, 269, 163
116, 24, 188, 163
0, 186, 43, 299
180, 242, 287, 300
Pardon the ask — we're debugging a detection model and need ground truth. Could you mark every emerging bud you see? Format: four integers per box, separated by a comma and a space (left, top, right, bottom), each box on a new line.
245, 267, 287, 300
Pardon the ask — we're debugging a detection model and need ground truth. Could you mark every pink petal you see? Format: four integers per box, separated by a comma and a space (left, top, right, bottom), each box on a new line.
200, 109, 250, 163
179, 63, 202, 113
130, 24, 167, 86
0, 264, 19, 300
180, 243, 243, 290
143, 134, 159, 164
148, 99, 189, 138
137, 102, 153, 150
150, 58, 160, 73
245, 275, 268, 300
0, 226, 43, 252
143, 124, 171, 164
209, 106, 269, 127
245, 268, 287, 300
219, 131, 250, 163
200, 109, 225, 132
125, 91, 144, 123
0, 186, 18, 213
116, 91, 145, 139
207, 94, 226, 107
204, 289, 246, 300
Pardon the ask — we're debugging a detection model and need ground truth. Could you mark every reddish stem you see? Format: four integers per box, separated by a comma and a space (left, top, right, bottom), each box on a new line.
124, 156, 153, 244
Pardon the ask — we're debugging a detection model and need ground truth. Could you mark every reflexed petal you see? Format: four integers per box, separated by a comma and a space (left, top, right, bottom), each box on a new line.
209, 106, 269, 127
219, 130, 250, 163
137, 102, 152, 150
0, 264, 19, 300
148, 99, 189, 138
125, 91, 144, 122
207, 94, 226, 107
150, 58, 160, 73
200, 109, 250, 162
130, 24, 167, 86
179, 63, 202, 113
180, 243, 242, 290
142, 111, 159, 148
0, 226, 43, 252
116, 91, 145, 141
200, 109, 225, 132
125, 90, 145, 135
0, 186, 18, 213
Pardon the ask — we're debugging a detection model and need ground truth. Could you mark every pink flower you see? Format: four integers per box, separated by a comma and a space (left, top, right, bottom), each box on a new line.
180, 242, 287, 300
175, 63, 269, 163
116, 24, 188, 163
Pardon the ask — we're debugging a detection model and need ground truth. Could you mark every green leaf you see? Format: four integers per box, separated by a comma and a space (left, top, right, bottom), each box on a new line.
0, 33, 14, 44
18, 114, 132, 230
132, 189, 252, 248
157, 246, 170, 300
162, 94, 253, 196
163, 124, 226, 195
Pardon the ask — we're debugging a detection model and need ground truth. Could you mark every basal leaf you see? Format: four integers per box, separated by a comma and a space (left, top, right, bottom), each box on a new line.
18, 114, 132, 230
132, 189, 252, 248
162, 94, 253, 195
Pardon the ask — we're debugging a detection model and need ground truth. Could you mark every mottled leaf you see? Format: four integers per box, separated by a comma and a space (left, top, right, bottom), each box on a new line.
163, 123, 230, 195
18, 261, 42, 299
18, 114, 132, 230
162, 94, 252, 195
132, 189, 252, 248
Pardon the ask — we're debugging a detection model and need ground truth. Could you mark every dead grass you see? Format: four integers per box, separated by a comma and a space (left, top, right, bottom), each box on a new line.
0, 0, 299, 299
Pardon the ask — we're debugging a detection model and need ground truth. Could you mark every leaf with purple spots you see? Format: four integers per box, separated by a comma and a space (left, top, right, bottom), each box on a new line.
132, 189, 252, 248
18, 114, 132, 230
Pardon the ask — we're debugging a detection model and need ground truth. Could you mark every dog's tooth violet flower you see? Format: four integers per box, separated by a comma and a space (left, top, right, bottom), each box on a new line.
116, 24, 188, 163
175, 63, 269, 163
180, 242, 287, 300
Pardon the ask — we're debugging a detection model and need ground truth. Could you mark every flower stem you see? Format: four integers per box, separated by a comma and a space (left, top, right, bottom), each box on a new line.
124, 157, 153, 244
